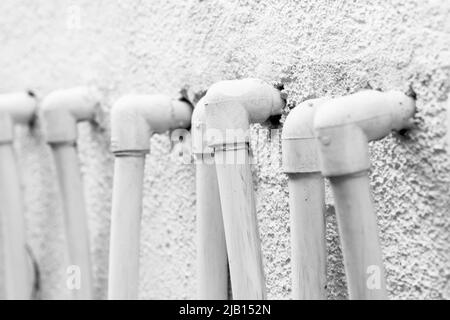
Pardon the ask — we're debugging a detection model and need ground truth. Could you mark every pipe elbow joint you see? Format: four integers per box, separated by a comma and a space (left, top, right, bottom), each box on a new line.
0, 91, 37, 143
191, 97, 214, 160
204, 78, 284, 148
282, 98, 329, 174
314, 90, 416, 177
110, 94, 192, 155
41, 87, 100, 144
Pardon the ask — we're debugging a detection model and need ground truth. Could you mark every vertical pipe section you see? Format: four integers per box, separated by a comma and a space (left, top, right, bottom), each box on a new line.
109, 94, 192, 300
0, 144, 31, 299
0, 92, 37, 299
214, 147, 265, 299
282, 98, 328, 299
329, 172, 386, 299
447, 99, 450, 154
51, 143, 93, 300
41, 87, 100, 299
314, 90, 416, 299
204, 78, 285, 299
192, 99, 228, 299
108, 155, 145, 299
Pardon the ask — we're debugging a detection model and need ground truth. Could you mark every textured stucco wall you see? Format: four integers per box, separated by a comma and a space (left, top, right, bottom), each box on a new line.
0, 0, 449, 299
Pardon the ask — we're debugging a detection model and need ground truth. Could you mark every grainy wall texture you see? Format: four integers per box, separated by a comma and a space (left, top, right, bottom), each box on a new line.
0, 0, 449, 299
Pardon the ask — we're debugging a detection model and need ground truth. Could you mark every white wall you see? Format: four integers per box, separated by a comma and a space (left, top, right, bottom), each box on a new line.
0, 0, 449, 299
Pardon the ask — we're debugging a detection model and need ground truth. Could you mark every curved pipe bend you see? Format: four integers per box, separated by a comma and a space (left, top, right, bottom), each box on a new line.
110, 94, 192, 155
313, 90, 416, 176
282, 98, 329, 174
202, 78, 284, 299
0, 91, 37, 143
192, 97, 214, 160
40, 87, 100, 144
41, 87, 100, 299
204, 78, 285, 147
108, 93, 192, 299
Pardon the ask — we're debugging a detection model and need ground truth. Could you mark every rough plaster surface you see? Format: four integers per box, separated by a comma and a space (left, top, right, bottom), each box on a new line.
0, 0, 449, 299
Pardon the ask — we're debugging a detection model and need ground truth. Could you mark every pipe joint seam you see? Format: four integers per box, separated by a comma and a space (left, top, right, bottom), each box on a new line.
204, 78, 285, 148
213, 142, 250, 152
41, 87, 100, 144
282, 98, 329, 173
110, 94, 192, 154
314, 90, 416, 176
0, 92, 37, 143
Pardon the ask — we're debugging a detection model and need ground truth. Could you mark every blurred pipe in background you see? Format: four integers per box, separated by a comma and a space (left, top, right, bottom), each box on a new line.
41, 87, 100, 300
108, 94, 192, 299
0, 91, 37, 299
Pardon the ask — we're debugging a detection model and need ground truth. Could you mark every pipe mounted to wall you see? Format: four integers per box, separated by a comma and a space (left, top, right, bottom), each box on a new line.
192, 98, 228, 300
0, 91, 37, 299
109, 94, 192, 299
313, 90, 416, 299
282, 98, 328, 299
204, 78, 285, 299
41, 87, 100, 300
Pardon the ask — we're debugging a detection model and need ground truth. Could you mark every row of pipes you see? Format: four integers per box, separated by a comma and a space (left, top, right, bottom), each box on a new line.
0, 78, 417, 300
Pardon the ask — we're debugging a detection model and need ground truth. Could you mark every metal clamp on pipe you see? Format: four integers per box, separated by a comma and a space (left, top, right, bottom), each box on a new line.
313, 90, 416, 300
41, 87, 101, 300
109, 94, 192, 300
0, 91, 37, 299
192, 98, 228, 299
204, 78, 285, 299
282, 98, 328, 300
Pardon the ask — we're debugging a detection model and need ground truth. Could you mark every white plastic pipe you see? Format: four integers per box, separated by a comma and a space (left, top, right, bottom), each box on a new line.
192, 98, 228, 300
41, 87, 100, 300
109, 94, 192, 300
282, 98, 328, 300
447, 99, 450, 153
314, 90, 416, 300
0, 91, 37, 299
204, 78, 285, 299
